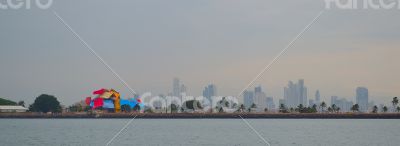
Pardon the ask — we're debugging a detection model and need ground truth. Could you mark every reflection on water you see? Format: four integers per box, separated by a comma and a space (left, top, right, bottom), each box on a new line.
0, 119, 399, 146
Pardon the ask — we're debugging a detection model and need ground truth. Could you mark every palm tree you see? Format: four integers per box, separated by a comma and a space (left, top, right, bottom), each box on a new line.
383, 106, 388, 113
351, 104, 359, 112
311, 104, 318, 113
247, 103, 257, 113
320, 102, 327, 112
279, 104, 288, 113
251, 103, 257, 109
17, 100, 25, 107
239, 104, 245, 112
297, 104, 304, 113
331, 104, 337, 112
392, 97, 398, 112
327, 107, 333, 113
289, 107, 295, 113
372, 105, 378, 113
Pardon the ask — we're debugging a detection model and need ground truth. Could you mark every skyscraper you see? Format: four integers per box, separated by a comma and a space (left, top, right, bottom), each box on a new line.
172, 78, 188, 97
180, 84, 187, 94
331, 96, 338, 106
331, 97, 353, 112
279, 99, 286, 107
356, 87, 369, 112
202, 84, 217, 100
284, 79, 308, 108
172, 78, 180, 97
254, 85, 267, 110
315, 90, 321, 105
266, 97, 275, 111
243, 90, 254, 108
309, 99, 315, 106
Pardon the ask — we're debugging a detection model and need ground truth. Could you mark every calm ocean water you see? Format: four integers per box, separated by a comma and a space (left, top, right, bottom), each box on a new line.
0, 119, 399, 146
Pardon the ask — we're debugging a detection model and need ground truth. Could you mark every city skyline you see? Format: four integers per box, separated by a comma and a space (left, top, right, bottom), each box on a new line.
0, 1, 399, 106
171, 78, 377, 110
1, 1, 400, 146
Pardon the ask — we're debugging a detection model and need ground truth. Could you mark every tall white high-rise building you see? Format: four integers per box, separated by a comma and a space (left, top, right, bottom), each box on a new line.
180, 84, 187, 94
243, 90, 254, 108
284, 79, 308, 108
356, 87, 369, 112
315, 90, 321, 105
172, 78, 180, 97
266, 97, 275, 110
331, 96, 353, 112
309, 99, 315, 106
331, 96, 338, 106
172, 78, 187, 97
202, 84, 217, 100
254, 85, 267, 110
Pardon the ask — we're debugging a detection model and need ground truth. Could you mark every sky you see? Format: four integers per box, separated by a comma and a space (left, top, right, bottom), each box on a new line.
0, 0, 399, 106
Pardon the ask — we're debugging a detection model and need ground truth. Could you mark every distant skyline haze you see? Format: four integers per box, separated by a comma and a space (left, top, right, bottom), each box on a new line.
0, 0, 399, 105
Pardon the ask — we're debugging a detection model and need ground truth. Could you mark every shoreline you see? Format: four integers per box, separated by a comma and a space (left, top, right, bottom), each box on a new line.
1, 113, 400, 119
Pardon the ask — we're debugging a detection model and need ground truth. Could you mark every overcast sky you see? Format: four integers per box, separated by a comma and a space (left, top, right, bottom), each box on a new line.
1, 0, 399, 105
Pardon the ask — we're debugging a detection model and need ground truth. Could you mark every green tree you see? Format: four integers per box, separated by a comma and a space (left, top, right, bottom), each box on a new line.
351, 104, 359, 112
336, 107, 341, 113
392, 97, 398, 112
320, 102, 327, 112
327, 107, 333, 113
169, 104, 178, 113
17, 100, 25, 107
183, 100, 203, 112
235, 104, 245, 113
297, 104, 304, 113
132, 104, 141, 112
279, 104, 288, 113
331, 104, 337, 112
218, 97, 230, 107
232, 103, 238, 109
311, 104, 318, 113
144, 107, 153, 113
68, 105, 78, 112
121, 105, 131, 113
397, 106, 400, 113
289, 107, 295, 113
218, 107, 224, 113
251, 103, 257, 109
372, 105, 378, 113
29, 94, 61, 113
0, 98, 17, 105
383, 106, 388, 113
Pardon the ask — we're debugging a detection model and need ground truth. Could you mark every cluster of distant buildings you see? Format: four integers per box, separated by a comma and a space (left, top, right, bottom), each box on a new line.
170, 78, 372, 113
244, 79, 370, 112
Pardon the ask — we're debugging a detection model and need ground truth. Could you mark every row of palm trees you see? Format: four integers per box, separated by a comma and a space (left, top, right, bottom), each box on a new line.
127, 97, 400, 114
238, 97, 400, 114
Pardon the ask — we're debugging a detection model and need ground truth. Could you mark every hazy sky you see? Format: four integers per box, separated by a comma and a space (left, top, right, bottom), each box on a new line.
1, 0, 399, 105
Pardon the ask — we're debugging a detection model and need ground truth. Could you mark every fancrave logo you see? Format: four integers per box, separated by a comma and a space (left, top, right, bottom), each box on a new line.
325, 0, 400, 10
0, 0, 53, 10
